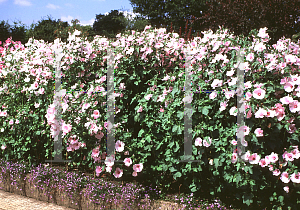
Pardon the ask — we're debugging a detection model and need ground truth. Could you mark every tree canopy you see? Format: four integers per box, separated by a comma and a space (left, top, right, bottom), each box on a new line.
129, 0, 300, 45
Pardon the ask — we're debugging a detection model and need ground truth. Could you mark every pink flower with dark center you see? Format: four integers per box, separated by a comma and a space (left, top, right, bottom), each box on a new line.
124, 158, 132, 167
289, 100, 300, 113
253, 88, 266, 99
113, 167, 123, 178
231, 153, 237, 163
248, 153, 260, 164
115, 140, 125, 152
254, 128, 263, 137
280, 172, 290, 183
290, 172, 300, 184
259, 158, 268, 167
133, 163, 143, 172
92, 110, 100, 119
273, 169, 281, 176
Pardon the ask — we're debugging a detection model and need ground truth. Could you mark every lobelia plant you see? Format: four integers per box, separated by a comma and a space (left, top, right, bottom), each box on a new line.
0, 25, 300, 209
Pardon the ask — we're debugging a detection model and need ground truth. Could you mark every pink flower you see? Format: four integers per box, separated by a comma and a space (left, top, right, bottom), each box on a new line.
280, 172, 290, 183
133, 163, 143, 172
289, 100, 300, 113
254, 107, 267, 118
280, 96, 294, 105
246, 53, 255, 62
254, 128, 263, 137
231, 153, 237, 163
137, 106, 143, 113
105, 155, 115, 167
62, 122, 72, 134
283, 152, 294, 162
229, 106, 237, 116
237, 126, 250, 137
160, 108, 164, 112
1, 144, 6, 150
219, 101, 227, 111
124, 158, 132, 167
96, 165, 102, 174
248, 153, 260, 164
145, 94, 153, 100
268, 164, 274, 171
283, 186, 289, 193
253, 88, 266, 99
132, 171, 138, 177
106, 165, 113, 173
115, 140, 125, 152
259, 158, 269, 167
195, 137, 202, 146
211, 79, 223, 89
265, 109, 276, 118
290, 172, 300, 184
203, 137, 212, 147
231, 140, 237, 145
273, 169, 281, 176
92, 146, 100, 157
209, 91, 217, 99
254, 42, 266, 52
92, 110, 100, 119
119, 83, 126, 90
268, 152, 278, 163
246, 109, 252, 118
284, 82, 294, 92
291, 148, 300, 159
113, 167, 123, 178
9, 119, 14, 125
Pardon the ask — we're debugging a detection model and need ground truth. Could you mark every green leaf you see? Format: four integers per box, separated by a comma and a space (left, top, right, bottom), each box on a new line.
174, 141, 180, 152
138, 129, 145, 137
173, 172, 182, 179
279, 196, 284, 203
177, 111, 184, 120
168, 141, 174, 148
202, 107, 209, 115
169, 166, 177, 172
172, 125, 178, 133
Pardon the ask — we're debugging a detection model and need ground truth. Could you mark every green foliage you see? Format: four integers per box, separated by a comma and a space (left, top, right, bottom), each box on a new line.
25, 15, 68, 44
93, 10, 129, 39
0, 20, 28, 44
129, 0, 300, 45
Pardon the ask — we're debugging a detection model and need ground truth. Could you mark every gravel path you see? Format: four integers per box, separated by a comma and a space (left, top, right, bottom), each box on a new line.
0, 189, 74, 210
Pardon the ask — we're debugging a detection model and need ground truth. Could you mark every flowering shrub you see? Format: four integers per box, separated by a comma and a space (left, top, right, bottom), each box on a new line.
0, 25, 300, 209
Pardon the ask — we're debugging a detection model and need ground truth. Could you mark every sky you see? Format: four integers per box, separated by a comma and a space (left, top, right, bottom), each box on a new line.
0, 0, 151, 29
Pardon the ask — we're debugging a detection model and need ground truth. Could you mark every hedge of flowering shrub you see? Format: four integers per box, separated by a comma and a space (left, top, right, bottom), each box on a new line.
0, 25, 300, 209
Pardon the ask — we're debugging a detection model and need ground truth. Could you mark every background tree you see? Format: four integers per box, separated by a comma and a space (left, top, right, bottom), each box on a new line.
26, 15, 69, 44
0, 20, 12, 44
112, 12, 152, 36
93, 10, 129, 40
130, 0, 300, 45
190, 0, 300, 46
54, 19, 96, 43
9, 20, 28, 44
129, 0, 210, 38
